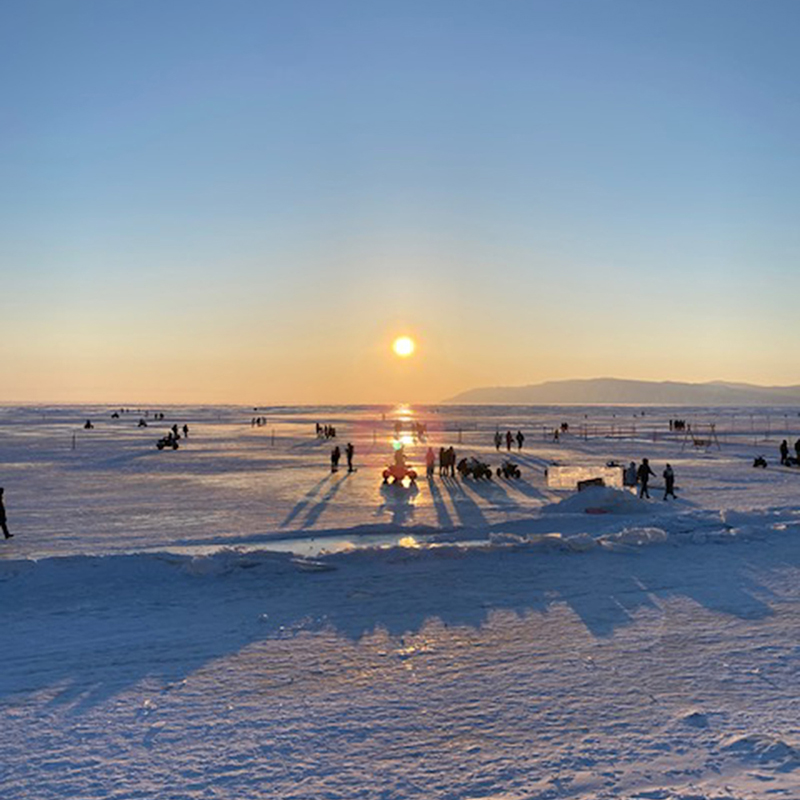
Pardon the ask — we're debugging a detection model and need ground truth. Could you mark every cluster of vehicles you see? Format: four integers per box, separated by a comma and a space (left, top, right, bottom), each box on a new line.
383, 448, 521, 484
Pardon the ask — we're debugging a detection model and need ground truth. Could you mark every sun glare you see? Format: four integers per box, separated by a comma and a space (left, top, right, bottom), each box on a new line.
392, 336, 415, 358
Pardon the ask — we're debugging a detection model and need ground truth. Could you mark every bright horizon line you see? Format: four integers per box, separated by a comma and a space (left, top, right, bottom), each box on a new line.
4, 375, 800, 408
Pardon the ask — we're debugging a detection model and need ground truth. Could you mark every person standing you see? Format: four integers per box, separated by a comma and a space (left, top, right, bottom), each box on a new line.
425, 447, 436, 479
780, 439, 790, 465
331, 445, 341, 473
494, 430, 502, 451
505, 430, 513, 452
637, 458, 655, 499
345, 442, 355, 473
516, 430, 525, 451
663, 463, 676, 500
0, 488, 12, 539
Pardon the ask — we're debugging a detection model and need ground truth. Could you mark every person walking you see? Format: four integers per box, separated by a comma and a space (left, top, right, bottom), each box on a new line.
505, 430, 513, 452
516, 430, 525, 451
0, 488, 12, 539
663, 463, 676, 500
345, 442, 355, 473
637, 458, 655, 499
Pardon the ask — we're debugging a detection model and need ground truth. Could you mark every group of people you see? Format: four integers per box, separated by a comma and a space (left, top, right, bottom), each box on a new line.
624, 458, 676, 500
330, 442, 355, 473
251, 416, 268, 427
317, 424, 337, 439
669, 419, 687, 431
494, 430, 524, 451
779, 439, 800, 466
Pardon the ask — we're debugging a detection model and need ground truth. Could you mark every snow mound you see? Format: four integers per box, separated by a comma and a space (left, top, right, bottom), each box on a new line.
681, 710, 710, 728
598, 526, 669, 551
542, 486, 651, 516
720, 733, 800, 769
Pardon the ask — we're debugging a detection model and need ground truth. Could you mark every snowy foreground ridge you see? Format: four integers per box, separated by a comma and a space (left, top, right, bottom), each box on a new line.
3, 403, 800, 799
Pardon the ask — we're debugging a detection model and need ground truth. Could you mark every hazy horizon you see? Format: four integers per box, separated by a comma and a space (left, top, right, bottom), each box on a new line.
4, 1, 799, 404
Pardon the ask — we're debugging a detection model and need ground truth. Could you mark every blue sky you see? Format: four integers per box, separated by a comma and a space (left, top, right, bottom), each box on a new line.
2, 1, 799, 402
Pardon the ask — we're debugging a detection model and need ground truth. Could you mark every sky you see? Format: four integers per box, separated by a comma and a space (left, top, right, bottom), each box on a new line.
2, 0, 800, 404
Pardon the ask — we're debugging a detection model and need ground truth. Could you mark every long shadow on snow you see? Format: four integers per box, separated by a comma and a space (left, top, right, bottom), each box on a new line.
440, 476, 489, 528
280, 475, 333, 528
0, 536, 789, 711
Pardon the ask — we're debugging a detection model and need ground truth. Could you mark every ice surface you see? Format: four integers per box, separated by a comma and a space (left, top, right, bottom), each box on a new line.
3, 403, 800, 799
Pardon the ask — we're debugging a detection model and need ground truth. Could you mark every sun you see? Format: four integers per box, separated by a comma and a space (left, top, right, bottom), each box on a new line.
392, 336, 415, 358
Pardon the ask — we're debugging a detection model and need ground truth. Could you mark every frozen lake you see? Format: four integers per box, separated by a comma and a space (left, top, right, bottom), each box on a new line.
2, 402, 799, 559
4, 403, 800, 800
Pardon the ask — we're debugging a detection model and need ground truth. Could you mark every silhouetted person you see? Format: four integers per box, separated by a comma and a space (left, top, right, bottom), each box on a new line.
447, 446, 456, 477
795, 438, 800, 464
331, 445, 341, 473
171, 424, 179, 438
516, 430, 524, 451
494, 431, 502, 451
84, 420, 93, 429
438, 447, 446, 477
637, 458, 654, 499
345, 442, 355, 472
624, 461, 637, 486
426, 447, 436, 479
663, 463, 676, 500
780, 439, 790, 465
505, 430, 513, 451
0, 488, 12, 539
182, 424, 189, 438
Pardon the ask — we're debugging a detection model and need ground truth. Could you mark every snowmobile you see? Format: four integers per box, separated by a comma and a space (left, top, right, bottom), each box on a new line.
457, 457, 493, 480
496, 459, 521, 479
382, 464, 418, 484
156, 435, 179, 451
383, 446, 417, 484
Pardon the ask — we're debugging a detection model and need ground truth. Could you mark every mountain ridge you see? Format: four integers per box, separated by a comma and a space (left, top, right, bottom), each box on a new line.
443, 378, 800, 406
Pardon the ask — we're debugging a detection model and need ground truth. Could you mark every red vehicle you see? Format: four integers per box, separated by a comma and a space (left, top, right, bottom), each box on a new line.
382, 446, 417, 484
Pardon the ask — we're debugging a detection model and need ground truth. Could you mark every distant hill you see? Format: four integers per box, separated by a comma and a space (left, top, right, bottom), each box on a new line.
444, 378, 800, 406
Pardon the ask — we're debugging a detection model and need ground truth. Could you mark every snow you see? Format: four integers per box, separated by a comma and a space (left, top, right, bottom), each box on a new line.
2, 403, 800, 799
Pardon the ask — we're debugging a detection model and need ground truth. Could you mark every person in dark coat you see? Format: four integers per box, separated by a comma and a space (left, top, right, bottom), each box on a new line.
794, 439, 800, 464
494, 431, 502, 451
331, 445, 341, 473
0, 488, 12, 539
345, 442, 355, 472
447, 446, 456, 477
663, 464, 676, 500
505, 430, 513, 451
780, 439, 790, 465
516, 430, 525, 451
637, 458, 655, 499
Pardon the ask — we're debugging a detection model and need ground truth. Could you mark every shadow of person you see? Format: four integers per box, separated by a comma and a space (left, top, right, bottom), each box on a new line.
427, 477, 453, 528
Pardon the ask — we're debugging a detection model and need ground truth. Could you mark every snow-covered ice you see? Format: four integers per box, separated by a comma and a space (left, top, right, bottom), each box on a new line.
3, 403, 800, 799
